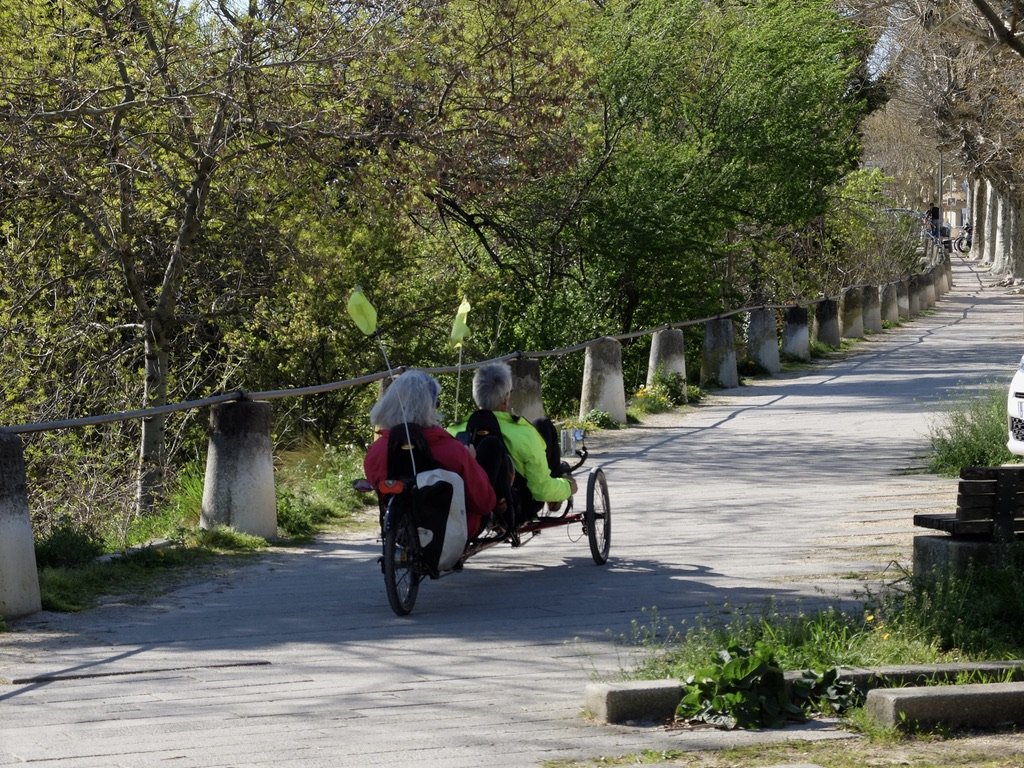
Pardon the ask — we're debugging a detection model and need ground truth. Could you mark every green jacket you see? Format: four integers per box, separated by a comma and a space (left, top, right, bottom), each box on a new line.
449, 410, 572, 503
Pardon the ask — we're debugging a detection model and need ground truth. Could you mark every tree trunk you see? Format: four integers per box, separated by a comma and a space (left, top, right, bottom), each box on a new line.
972, 177, 986, 256
993, 188, 1012, 275
986, 182, 1001, 266
1012, 195, 1024, 279
137, 316, 169, 515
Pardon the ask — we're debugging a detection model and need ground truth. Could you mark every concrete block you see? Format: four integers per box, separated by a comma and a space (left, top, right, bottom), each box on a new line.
913, 535, 999, 579
584, 680, 683, 724
866, 682, 1024, 730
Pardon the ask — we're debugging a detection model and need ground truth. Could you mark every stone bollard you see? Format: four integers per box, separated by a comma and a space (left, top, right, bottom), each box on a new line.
924, 269, 937, 308
0, 433, 42, 619
945, 257, 954, 288
934, 258, 948, 295
508, 358, 545, 422
881, 283, 899, 325
646, 328, 687, 401
579, 337, 627, 423
201, 400, 277, 539
897, 279, 911, 320
917, 274, 933, 313
780, 306, 811, 361
700, 319, 739, 388
746, 308, 780, 374
908, 275, 921, 317
840, 286, 865, 339
863, 285, 882, 333
814, 298, 841, 348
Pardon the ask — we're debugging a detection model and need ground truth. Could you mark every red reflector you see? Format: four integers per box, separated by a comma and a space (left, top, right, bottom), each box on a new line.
378, 479, 405, 495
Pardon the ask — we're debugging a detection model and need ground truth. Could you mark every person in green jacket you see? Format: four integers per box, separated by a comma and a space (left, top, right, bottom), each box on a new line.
451, 362, 576, 516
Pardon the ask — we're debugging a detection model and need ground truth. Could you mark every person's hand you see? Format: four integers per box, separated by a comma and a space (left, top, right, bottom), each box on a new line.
464, 443, 477, 459
569, 476, 578, 495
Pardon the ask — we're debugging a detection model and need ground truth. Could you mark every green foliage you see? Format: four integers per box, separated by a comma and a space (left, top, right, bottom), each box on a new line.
1, 0, 895, 535
194, 527, 268, 551
678, 643, 804, 729
631, 555, 1024, 729
34, 517, 104, 569
817, 168, 922, 294
928, 385, 1015, 475
274, 438, 373, 536
578, 409, 621, 431
887, 544, 1024, 653
790, 667, 861, 716
651, 369, 689, 407
635, 602, 939, 684
628, 385, 673, 415
37, 537, 260, 613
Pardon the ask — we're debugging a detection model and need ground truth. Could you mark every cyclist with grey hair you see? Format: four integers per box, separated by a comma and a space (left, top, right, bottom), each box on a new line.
452, 362, 576, 519
364, 370, 496, 539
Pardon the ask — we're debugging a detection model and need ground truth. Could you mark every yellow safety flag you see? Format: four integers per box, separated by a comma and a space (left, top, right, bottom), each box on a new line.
347, 287, 377, 336
450, 297, 471, 348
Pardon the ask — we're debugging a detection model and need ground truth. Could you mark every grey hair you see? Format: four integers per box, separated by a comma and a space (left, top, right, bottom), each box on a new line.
472, 362, 513, 411
369, 370, 441, 429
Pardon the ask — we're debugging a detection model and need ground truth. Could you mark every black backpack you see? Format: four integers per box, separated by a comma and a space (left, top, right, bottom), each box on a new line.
463, 409, 521, 529
385, 422, 436, 479
384, 424, 465, 576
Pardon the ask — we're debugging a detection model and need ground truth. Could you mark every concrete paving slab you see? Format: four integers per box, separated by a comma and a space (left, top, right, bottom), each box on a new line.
1, 257, 1022, 766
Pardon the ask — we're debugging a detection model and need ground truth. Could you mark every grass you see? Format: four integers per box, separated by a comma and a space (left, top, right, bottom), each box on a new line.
27, 438, 376, 614
613, 544, 1024, 738
623, 600, 945, 686
38, 528, 266, 612
927, 384, 1016, 475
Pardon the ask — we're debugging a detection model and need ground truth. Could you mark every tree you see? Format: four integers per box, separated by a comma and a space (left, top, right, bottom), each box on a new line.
0, 0, 453, 511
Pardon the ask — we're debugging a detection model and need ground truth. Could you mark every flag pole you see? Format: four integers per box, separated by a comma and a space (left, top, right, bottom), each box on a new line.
450, 297, 472, 425
348, 287, 418, 476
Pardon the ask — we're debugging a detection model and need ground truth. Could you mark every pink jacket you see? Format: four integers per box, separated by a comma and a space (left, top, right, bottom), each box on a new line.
364, 426, 496, 538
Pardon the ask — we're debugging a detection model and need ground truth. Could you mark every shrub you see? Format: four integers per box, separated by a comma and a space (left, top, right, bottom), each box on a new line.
887, 543, 1024, 653
579, 409, 620, 430
678, 642, 799, 729
928, 384, 1015, 475
651, 369, 689, 406
34, 517, 104, 568
628, 385, 673, 415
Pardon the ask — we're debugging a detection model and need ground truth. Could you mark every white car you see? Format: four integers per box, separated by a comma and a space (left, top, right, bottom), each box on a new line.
1008, 355, 1024, 455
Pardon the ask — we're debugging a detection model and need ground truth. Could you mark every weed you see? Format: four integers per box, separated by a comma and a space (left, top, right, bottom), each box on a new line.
886, 544, 1024, 653
274, 438, 376, 535
34, 517, 104, 568
677, 642, 805, 729
927, 384, 1016, 474
578, 409, 621, 430
651, 369, 689, 406
628, 385, 673, 415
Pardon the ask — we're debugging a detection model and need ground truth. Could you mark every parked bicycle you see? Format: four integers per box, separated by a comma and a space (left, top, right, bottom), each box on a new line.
954, 223, 972, 254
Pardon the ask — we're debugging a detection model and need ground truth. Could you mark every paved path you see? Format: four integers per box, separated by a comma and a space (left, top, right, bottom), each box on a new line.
2, 258, 1022, 767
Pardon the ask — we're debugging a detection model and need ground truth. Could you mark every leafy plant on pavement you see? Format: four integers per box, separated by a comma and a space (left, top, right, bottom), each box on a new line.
677, 641, 862, 729
679, 643, 804, 729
